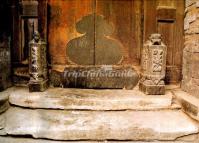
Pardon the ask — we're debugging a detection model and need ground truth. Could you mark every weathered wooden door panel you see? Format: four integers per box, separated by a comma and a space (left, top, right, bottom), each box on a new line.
48, 0, 141, 88
48, 0, 142, 66
96, 0, 142, 64
144, 0, 184, 83
48, 0, 94, 65
158, 22, 174, 66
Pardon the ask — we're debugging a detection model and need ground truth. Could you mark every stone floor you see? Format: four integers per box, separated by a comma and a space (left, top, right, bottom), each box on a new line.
0, 86, 199, 142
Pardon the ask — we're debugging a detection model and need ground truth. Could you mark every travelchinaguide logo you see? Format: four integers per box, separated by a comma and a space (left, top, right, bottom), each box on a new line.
63, 65, 136, 78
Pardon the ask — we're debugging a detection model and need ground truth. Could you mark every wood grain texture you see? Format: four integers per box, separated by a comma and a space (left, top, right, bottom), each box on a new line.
96, 0, 142, 64
144, 0, 157, 41
48, 0, 142, 66
11, 0, 21, 63
4, 0, 186, 90
144, 0, 184, 83
48, 0, 94, 65
38, 0, 47, 41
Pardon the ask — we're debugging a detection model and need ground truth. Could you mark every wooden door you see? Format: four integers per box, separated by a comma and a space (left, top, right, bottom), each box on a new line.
11, 0, 185, 86
144, 0, 184, 83
48, 0, 142, 67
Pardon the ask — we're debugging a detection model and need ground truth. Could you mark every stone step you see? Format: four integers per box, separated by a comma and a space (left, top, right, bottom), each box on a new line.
8, 87, 175, 111
172, 89, 199, 121
3, 107, 199, 141
0, 136, 198, 143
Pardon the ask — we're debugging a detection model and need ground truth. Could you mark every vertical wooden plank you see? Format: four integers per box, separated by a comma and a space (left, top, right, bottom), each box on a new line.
158, 22, 174, 66
143, 0, 157, 41
38, 0, 47, 41
174, 0, 184, 67
171, 0, 184, 83
134, 0, 143, 63
96, 0, 142, 64
11, 0, 21, 63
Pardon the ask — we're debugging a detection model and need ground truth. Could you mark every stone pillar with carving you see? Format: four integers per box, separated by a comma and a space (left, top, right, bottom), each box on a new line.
139, 34, 167, 95
29, 31, 48, 92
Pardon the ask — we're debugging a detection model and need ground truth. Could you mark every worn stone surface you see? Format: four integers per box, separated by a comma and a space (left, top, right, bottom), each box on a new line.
8, 87, 173, 110
0, 137, 198, 143
50, 65, 139, 89
4, 107, 199, 141
173, 89, 199, 121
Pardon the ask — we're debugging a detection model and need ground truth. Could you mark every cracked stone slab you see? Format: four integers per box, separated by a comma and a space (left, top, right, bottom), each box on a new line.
173, 89, 199, 121
8, 87, 172, 110
0, 137, 198, 143
4, 107, 199, 141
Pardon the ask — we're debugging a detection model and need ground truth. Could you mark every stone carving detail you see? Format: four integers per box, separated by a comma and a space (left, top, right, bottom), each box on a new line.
152, 49, 163, 72
29, 31, 48, 92
139, 34, 167, 95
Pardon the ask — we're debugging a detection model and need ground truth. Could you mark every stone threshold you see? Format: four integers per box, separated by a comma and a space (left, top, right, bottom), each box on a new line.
6, 86, 176, 111
1, 107, 198, 141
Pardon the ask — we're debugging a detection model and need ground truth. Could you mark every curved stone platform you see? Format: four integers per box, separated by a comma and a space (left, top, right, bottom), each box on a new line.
3, 107, 199, 141
8, 87, 173, 110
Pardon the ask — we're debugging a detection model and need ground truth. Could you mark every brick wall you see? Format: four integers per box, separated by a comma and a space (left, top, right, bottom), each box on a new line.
182, 0, 199, 98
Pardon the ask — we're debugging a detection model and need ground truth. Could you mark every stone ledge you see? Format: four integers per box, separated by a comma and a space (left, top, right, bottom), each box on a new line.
8, 87, 173, 111
4, 107, 199, 141
172, 89, 199, 121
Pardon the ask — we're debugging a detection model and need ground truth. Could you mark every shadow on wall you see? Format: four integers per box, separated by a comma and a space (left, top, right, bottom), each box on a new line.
66, 14, 124, 65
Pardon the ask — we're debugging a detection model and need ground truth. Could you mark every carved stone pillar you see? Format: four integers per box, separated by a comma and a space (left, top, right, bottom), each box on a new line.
29, 31, 48, 92
139, 34, 167, 95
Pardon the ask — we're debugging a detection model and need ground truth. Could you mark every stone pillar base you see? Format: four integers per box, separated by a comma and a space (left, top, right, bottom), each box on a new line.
139, 82, 165, 95
29, 80, 48, 92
